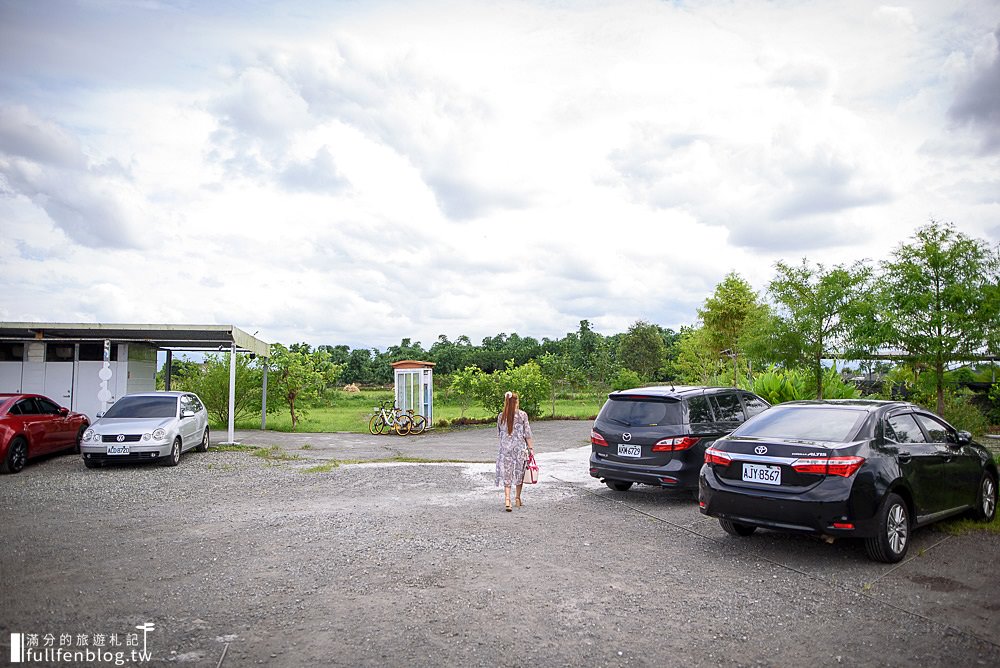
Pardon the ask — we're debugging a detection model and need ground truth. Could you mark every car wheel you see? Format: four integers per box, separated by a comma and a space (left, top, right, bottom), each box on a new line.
0, 437, 28, 474
195, 427, 210, 453
720, 519, 757, 537
605, 480, 633, 492
161, 437, 181, 467
74, 426, 86, 454
972, 473, 997, 522
865, 493, 909, 563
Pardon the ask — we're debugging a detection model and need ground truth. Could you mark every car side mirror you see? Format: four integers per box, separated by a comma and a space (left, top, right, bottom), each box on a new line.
181, 409, 196, 419
957, 431, 972, 445
59, 407, 69, 416
96, 412, 104, 419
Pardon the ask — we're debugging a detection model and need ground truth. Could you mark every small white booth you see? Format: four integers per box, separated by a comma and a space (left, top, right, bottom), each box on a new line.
392, 360, 434, 425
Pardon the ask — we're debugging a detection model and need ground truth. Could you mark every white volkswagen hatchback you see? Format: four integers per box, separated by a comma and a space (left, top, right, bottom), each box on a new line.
80, 392, 210, 468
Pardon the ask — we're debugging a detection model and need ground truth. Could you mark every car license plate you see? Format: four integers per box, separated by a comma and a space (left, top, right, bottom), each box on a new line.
106, 444, 130, 455
743, 463, 781, 485
617, 444, 641, 458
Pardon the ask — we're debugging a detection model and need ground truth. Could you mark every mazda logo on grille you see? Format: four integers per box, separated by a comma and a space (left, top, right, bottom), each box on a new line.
754, 445, 768, 455
117, 434, 125, 442
622, 433, 631, 442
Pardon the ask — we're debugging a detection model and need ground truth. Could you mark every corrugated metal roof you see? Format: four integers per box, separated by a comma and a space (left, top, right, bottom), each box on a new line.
0, 322, 270, 358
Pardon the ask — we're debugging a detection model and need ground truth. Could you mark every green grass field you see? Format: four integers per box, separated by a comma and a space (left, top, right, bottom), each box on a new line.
225, 388, 602, 433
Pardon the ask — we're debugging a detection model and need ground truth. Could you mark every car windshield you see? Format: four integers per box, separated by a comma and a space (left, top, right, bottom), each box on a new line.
732, 406, 865, 442
599, 398, 684, 427
103, 396, 177, 419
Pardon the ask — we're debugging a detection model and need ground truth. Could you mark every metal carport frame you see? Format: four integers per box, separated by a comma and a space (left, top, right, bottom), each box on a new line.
0, 322, 271, 445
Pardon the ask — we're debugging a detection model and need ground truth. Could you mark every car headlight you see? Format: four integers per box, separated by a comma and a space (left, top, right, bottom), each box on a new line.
83, 429, 95, 442
152, 428, 166, 440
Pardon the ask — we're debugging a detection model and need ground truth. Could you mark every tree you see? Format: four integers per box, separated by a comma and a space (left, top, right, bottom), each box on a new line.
450, 360, 551, 418
156, 356, 203, 390
342, 348, 374, 385
183, 353, 263, 426
268, 343, 341, 430
699, 273, 769, 386
670, 326, 729, 384
449, 366, 482, 417
768, 259, 873, 398
617, 320, 667, 381
538, 352, 585, 417
480, 360, 551, 418
878, 221, 1000, 414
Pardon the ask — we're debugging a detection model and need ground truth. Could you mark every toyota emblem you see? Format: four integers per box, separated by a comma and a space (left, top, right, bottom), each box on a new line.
754, 445, 768, 455
622, 433, 632, 442
117, 434, 125, 442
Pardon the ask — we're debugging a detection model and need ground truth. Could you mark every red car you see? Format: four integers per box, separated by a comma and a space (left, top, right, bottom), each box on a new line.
0, 394, 90, 474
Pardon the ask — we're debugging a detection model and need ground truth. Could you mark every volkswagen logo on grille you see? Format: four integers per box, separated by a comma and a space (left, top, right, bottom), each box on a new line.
116, 434, 126, 442
754, 445, 768, 455
622, 433, 632, 442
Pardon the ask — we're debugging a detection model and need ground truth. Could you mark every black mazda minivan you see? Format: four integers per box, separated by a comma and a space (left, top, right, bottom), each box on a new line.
589, 386, 770, 493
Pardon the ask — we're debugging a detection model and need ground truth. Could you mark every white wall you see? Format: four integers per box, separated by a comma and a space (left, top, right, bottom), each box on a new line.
21, 342, 45, 394
0, 362, 22, 392
74, 361, 121, 420
126, 344, 156, 394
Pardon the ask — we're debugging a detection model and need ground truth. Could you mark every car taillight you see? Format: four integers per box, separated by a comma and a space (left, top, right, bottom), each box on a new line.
791, 456, 865, 477
704, 447, 732, 467
652, 436, 700, 452
591, 430, 608, 447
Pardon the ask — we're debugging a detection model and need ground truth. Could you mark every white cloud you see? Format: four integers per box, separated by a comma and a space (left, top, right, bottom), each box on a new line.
0, 0, 997, 349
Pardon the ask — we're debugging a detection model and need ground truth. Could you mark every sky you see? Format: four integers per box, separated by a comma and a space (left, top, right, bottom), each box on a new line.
1, 0, 998, 351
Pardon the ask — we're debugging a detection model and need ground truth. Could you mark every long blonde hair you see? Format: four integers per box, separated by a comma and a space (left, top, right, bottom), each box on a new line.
500, 391, 518, 435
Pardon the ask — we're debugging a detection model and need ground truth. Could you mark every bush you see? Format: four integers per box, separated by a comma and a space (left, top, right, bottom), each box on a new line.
611, 369, 642, 391
939, 388, 990, 437
745, 366, 806, 405
813, 365, 860, 400
177, 353, 263, 426
449, 360, 551, 418
988, 383, 1000, 425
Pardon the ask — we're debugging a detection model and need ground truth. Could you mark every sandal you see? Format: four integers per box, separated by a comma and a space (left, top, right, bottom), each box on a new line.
515, 498, 523, 507
505, 500, 512, 512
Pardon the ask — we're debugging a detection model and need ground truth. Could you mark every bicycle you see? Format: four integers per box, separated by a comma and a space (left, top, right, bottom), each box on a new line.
407, 410, 428, 435
369, 401, 412, 436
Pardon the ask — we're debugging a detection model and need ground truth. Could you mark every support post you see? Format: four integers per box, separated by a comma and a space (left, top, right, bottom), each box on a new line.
227, 344, 237, 444
164, 350, 173, 391
261, 362, 268, 430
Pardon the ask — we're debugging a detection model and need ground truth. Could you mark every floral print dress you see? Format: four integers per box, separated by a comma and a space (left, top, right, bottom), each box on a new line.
495, 409, 533, 487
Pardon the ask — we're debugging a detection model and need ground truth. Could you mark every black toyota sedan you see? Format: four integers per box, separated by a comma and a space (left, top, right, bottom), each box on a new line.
699, 400, 998, 563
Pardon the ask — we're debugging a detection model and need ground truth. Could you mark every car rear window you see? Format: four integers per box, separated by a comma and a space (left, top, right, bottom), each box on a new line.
103, 396, 178, 419
599, 398, 684, 427
731, 406, 865, 442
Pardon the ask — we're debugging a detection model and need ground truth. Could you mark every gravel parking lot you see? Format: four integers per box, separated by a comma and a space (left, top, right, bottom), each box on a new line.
2, 422, 998, 667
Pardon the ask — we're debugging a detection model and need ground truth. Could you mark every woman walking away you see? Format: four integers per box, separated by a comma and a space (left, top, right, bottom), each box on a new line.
496, 391, 534, 512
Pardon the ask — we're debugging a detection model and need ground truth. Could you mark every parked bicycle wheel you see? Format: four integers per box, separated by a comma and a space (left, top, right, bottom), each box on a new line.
369, 414, 388, 435
394, 414, 412, 436
409, 414, 427, 435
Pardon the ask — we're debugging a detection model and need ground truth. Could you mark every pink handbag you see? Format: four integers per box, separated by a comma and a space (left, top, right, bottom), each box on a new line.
523, 452, 539, 484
